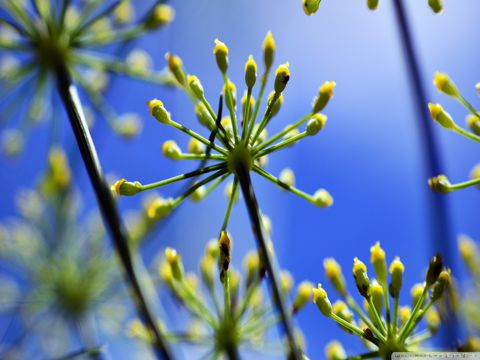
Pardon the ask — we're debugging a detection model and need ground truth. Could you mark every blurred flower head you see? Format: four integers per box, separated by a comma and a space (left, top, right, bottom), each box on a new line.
0, 0, 175, 157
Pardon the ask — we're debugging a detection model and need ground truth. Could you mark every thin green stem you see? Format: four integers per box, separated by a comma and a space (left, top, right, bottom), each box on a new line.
457, 95, 480, 121
345, 295, 386, 342
178, 281, 218, 329
453, 124, 480, 143
405, 329, 432, 346
178, 153, 225, 161
250, 92, 279, 145
139, 163, 227, 192
222, 73, 239, 143
253, 132, 308, 158
246, 71, 269, 142
446, 177, 480, 192
330, 313, 366, 337
400, 299, 434, 343
398, 286, 428, 341
252, 166, 315, 203
367, 297, 387, 336
345, 351, 380, 360
172, 169, 229, 206
241, 87, 253, 142
392, 296, 399, 336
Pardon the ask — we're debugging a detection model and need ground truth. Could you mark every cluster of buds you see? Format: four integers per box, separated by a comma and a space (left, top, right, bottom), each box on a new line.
427, 72, 480, 193
301, 0, 443, 14
128, 234, 309, 357
312, 243, 451, 360
0, 1, 175, 156
113, 32, 335, 226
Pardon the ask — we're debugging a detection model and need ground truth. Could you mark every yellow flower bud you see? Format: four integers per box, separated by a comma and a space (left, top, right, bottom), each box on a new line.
111, 179, 142, 196
274, 63, 290, 94
367, 0, 379, 10
213, 39, 229, 74
205, 238, 220, 258
353, 258, 370, 298
127, 319, 147, 339
466, 114, 480, 136
428, 0, 443, 13
325, 341, 346, 360
371, 280, 383, 314
162, 140, 182, 160
279, 168, 295, 187
470, 164, 480, 182
188, 138, 205, 155
428, 103, 455, 129
159, 261, 173, 284
303, 0, 321, 15
398, 306, 411, 327
262, 214, 272, 235
195, 102, 213, 129
426, 307, 441, 334
458, 234, 478, 273
223, 80, 237, 108
147, 196, 174, 220
323, 258, 346, 295
114, 1, 135, 24
280, 270, 294, 294
200, 254, 215, 289
263, 31, 275, 69
313, 189, 333, 207
145, 4, 175, 29
433, 72, 459, 97
313, 81, 336, 113
165, 247, 183, 281
332, 300, 353, 323
370, 242, 387, 285
191, 184, 206, 202
389, 257, 404, 297
187, 75, 205, 100
244, 250, 259, 288
165, 53, 186, 86
476, 83, 480, 96
306, 114, 326, 135
245, 55, 257, 88
293, 281, 314, 313
411, 283, 425, 308
148, 99, 171, 123
267, 91, 283, 118
428, 174, 451, 194
431, 270, 451, 300
312, 284, 332, 316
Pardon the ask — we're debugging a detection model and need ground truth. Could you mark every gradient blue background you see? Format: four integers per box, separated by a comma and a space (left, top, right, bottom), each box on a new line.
1, 1, 479, 359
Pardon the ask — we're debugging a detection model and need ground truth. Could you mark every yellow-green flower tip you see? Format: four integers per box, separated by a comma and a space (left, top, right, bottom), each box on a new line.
165, 53, 186, 86
371, 279, 384, 313
303, 0, 321, 15
466, 114, 480, 136
279, 168, 295, 187
458, 234, 478, 270
428, 0, 443, 13
323, 258, 346, 295
389, 256, 404, 297
306, 114, 327, 135
411, 283, 425, 307
147, 197, 174, 220
162, 140, 182, 160
312, 283, 332, 316
187, 75, 205, 100
428, 174, 451, 194
148, 99, 171, 123
213, 38, 229, 73
114, 1, 135, 24
325, 341, 346, 360
353, 257, 367, 275
433, 72, 458, 96
353, 257, 370, 297
159, 260, 173, 283
332, 300, 353, 323
293, 281, 314, 312
111, 179, 142, 196
370, 241, 387, 284
426, 307, 441, 333
274, 63, 290, 94
145, 4, 175, 29
399, 306, 411, 326
127, 319, 147, 339
263, 31, 276, 69
188, 138, 205, 155
267, 91, 283, 117
313, 81, 336, 113
470, 164, 480, 181
367, 0, 379, 10
312, 189, 333, 207
245, 55, 257, 88
165, 247, 183, 281
432, 269, 451, 300
280, 270, 294, 293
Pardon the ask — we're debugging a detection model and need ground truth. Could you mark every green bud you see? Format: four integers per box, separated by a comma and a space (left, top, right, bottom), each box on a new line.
187, 75, 205, 100
213, 39, 229, 74
466, 114, 480, 136
303, 0, 321, 15
389, 257, 404, 298
263, 31, 275, 69
431, 270, 451, 300
306, 114, 326, 135
274, 63, 290, 94
245, 55, 257, 89
145, 4, 175, 29
111, 179, 142, 196
428, 103, 455, 129
426, 252, 443, 286
428, 0, 443, 13
353, 258, 370, 298
367, 0, 379, 10
428, 175, 451, 194
165, 247, 183, 281
312, 284, 332, 316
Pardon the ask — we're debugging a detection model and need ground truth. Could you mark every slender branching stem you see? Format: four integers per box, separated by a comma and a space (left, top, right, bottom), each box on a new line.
54, 62, 172, 360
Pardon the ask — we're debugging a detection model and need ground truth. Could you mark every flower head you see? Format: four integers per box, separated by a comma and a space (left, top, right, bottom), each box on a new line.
113, 33, 335, 237
0, 1, 175, 156
316, 244, 451, 360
